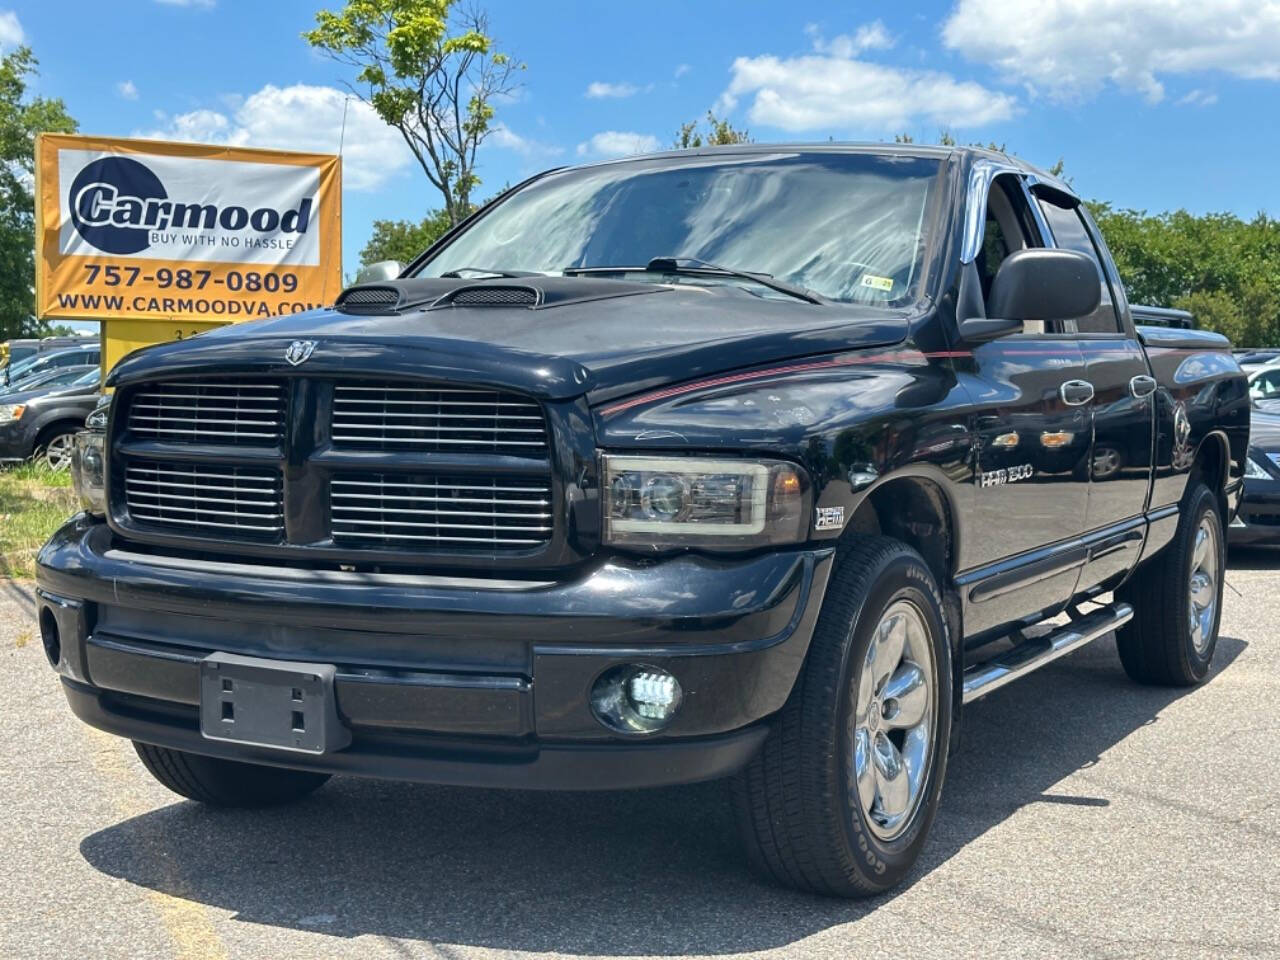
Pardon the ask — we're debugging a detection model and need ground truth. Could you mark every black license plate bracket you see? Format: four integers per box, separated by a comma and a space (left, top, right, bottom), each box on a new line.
199, 653, 351, 754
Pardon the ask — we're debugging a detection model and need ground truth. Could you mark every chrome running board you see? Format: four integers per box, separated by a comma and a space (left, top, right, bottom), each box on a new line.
962, 602, 1134, 704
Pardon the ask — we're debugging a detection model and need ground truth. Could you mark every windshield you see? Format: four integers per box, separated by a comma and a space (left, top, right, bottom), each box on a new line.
6, 353, 44, 379
415, 152, 942, 305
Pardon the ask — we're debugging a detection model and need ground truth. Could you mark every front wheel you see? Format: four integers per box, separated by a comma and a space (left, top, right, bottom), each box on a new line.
133, 742, 331, 807
731, 537, 953, 897
1116, 481, 1225, 685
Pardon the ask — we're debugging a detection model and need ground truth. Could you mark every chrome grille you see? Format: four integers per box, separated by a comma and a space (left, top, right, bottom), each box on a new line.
331, 474, 552, 549
124, 462, 283, 539
332, 383, 548, 457
127, 380, 285, 445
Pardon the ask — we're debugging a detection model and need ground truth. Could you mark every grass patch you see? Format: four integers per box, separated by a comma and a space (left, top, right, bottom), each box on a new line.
0, 461, 76, 579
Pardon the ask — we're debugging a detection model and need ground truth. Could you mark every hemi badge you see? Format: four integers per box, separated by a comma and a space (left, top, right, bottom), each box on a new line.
815, 505, 845, 531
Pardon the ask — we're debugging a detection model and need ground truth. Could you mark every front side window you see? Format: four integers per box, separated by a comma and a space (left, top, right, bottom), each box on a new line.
1038, 201, 1122, 334
416, 152, 942, 305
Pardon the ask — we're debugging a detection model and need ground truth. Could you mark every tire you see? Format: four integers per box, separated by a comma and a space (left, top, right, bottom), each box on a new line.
36, 426, 77, 472
731, 536, 953, 897
1116, 481, 1224, 685
133, 742, 331, 807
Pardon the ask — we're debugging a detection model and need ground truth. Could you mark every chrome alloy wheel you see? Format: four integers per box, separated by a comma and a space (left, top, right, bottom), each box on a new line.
1189, 515, 1220, 655
853, 599, 936, 842
42, 433, 75, 472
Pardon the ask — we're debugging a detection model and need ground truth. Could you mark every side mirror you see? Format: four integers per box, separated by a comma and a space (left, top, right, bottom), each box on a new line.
354, 260, 404, 284
959, 248, 1101, 343
989, 248, 1101, 324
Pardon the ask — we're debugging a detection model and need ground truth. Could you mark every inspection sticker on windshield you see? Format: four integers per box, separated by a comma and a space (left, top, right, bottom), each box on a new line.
860, 274, 894, 292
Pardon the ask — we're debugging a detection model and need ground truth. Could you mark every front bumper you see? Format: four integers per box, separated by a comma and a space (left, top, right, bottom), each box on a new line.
37, 517, 833, 789
1229, 476, 1280, 546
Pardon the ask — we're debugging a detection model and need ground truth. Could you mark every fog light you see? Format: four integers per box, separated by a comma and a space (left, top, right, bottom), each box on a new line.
590, 665, 683, 734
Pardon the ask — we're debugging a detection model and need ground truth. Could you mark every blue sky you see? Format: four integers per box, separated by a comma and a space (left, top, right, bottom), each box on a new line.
7, 0, 1280, 280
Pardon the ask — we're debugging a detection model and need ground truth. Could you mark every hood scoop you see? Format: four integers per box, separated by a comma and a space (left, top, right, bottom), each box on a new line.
437, 284, 541, 308
335, 285, 402, 314
334, 275, 666, 315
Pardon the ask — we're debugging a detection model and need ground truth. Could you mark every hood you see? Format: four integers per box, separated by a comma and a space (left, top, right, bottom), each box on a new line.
1, 382, 98, 406
111, 276, 913, 403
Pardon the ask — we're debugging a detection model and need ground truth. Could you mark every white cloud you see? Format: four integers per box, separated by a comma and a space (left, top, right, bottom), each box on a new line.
943, 0, 1280, 103
488, 123, 564, 159
674, 64, 691, 79
585, 81, 645, 99
116, 80, 139, 100
576, 131, 661, 158
717, 54, 1016, 133
137, 85, 412, 191
807, 20, 895, 57
715, 22, 1014, 133
1177, 88, 1219, 107
0, 10, 24, 48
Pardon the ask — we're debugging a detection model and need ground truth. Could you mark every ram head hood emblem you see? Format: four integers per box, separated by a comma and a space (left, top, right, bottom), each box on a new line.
285, 340, 316, 366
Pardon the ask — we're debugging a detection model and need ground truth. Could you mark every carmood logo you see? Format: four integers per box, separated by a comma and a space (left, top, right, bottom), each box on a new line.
69, 157, 167, 255
68, 154, 316, 257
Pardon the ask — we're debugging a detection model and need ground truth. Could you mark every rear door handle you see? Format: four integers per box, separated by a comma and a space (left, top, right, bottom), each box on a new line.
1060, 380, 1095, 406
1129, 374, 1157, 399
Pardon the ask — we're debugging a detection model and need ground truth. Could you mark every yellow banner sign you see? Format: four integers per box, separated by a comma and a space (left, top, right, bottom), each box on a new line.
35, 134, 342, 323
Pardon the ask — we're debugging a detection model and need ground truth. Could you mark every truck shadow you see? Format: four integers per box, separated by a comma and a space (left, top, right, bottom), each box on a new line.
79, 634, 1246, 955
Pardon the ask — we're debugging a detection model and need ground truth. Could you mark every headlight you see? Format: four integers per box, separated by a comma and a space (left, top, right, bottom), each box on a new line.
1244, 452, 1273, 480
71, 431, 106, 516
0, 403, 25, 423
85, 393, 111, 431
602, 455, 808, 550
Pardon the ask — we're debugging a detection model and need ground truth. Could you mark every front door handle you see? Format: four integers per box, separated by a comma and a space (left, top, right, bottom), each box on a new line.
1129, 374, 1157, 399
1060, 380, 1095, 406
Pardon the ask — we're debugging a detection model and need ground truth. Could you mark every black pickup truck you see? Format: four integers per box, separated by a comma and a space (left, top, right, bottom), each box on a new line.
38, 145, 1248, 897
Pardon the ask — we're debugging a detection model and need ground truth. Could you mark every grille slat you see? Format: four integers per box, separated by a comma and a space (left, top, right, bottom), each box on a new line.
127, 380, 286, 446
115, 377, 555, 556
331, 474, 553, 550
331, 383, 548, 458
124, 462, 283, 540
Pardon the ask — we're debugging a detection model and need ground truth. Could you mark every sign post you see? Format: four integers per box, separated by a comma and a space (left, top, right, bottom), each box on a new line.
34, 134, 342, 372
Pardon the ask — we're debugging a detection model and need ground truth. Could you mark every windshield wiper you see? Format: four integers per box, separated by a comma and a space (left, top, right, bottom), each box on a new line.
439, 267, 542, 279
564, 257, 823, 304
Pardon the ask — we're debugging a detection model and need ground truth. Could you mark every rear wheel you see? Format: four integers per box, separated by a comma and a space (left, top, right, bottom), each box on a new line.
1116, 482, 1224, 685
731, 536, 953, 897
133, 742, 331, 807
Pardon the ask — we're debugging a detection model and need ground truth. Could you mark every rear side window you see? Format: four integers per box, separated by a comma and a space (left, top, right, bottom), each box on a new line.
1038, 201, 1123, 334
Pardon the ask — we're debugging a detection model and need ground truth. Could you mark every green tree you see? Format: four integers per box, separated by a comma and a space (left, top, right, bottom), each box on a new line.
674, 111, 750, 148
0, 47, 76, 340
1089, 203, 1280, 346
305, 0, 523, 226
360, 210, 453, 266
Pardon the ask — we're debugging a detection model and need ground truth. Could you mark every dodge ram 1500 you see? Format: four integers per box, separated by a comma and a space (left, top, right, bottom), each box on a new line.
39, 145, 1248, 896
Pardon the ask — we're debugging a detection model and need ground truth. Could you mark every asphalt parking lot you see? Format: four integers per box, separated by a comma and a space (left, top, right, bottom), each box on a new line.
1, 556, 1277, 960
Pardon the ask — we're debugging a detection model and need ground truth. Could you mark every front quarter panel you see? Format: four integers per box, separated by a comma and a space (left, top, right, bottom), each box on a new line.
594, 349, 975, 548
